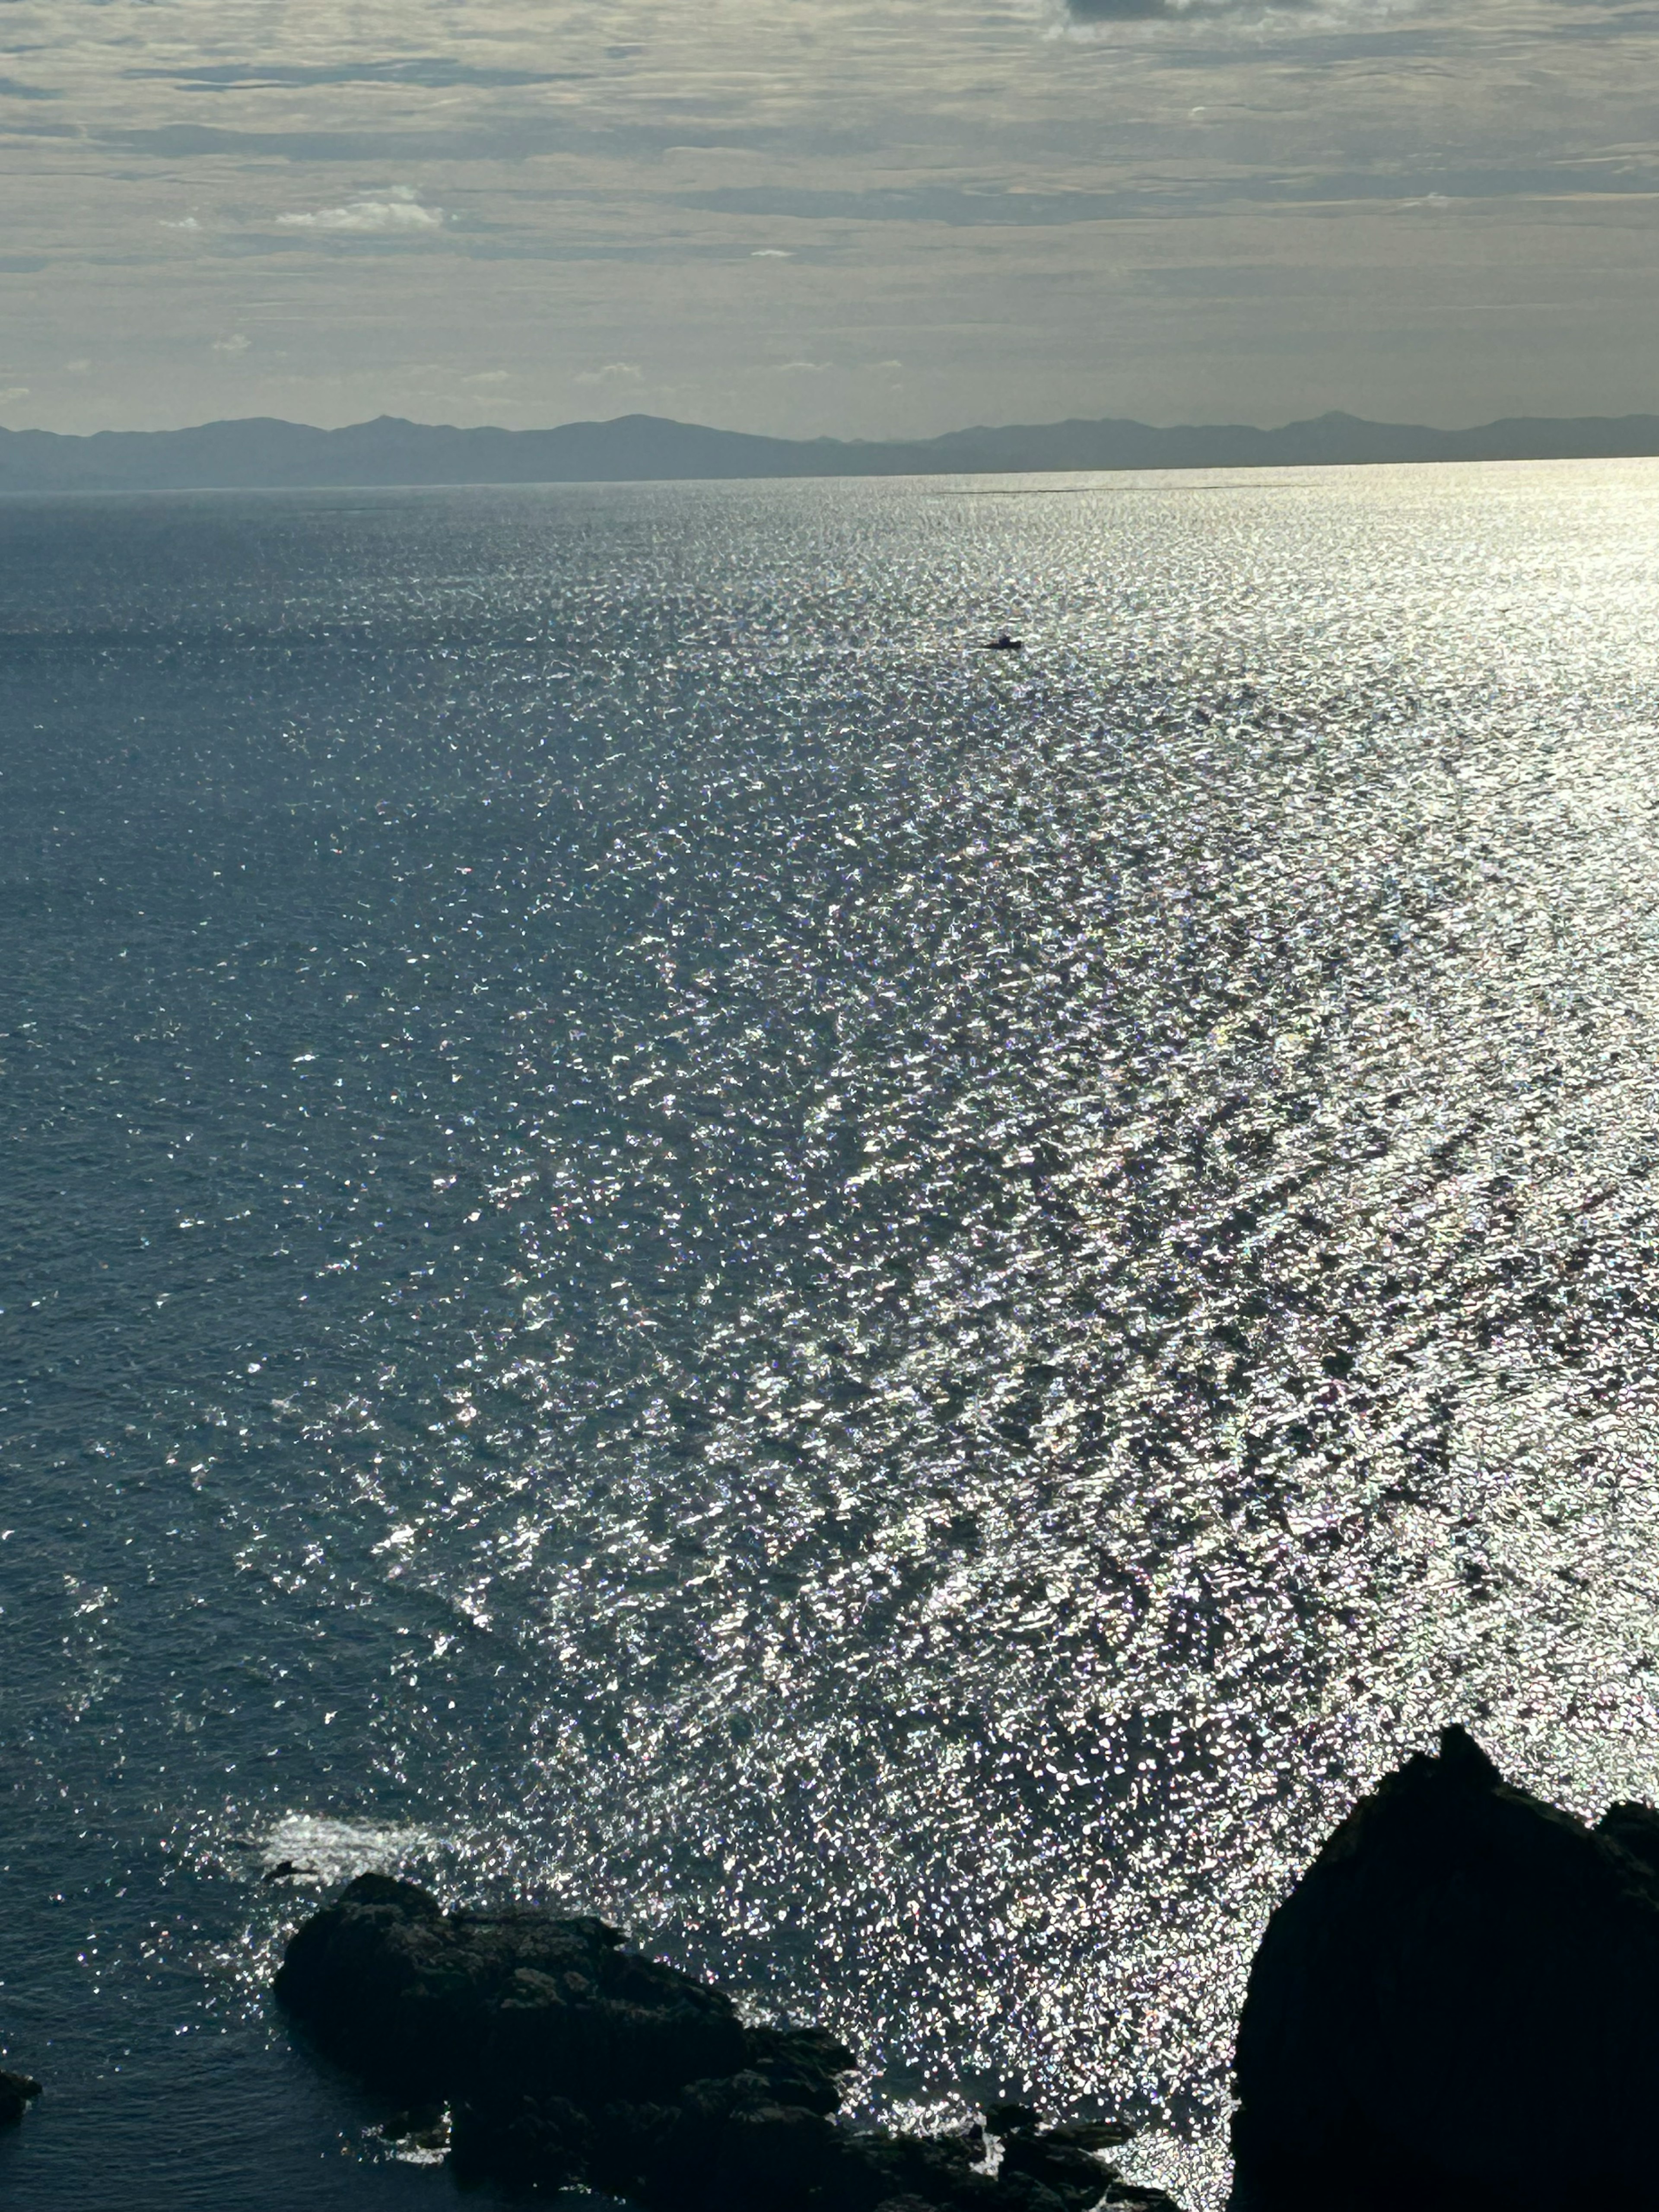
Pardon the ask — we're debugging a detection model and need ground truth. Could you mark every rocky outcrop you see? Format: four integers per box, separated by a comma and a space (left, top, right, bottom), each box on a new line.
0, 2070, 41, 2126
1232, 1725, 1659, 2210
276, 1873, 1179, 2212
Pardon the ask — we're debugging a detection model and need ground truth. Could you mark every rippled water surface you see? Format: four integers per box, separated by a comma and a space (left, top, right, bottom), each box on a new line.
7, 464, 1659, 2209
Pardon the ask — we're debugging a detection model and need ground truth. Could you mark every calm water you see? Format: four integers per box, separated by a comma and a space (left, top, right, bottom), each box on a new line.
6, 464, 1659, 2210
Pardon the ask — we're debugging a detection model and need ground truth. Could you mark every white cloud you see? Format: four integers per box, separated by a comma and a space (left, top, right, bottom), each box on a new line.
277, 196, 445, 234
751, 248, 793, 258
0, 386, 29, 402
212, 332, 251, 355
572, 361, 643, 385
464, 369, 511, 385
773, 359, 831, 374
67, 358, 92, 374
161, 216, 200, 232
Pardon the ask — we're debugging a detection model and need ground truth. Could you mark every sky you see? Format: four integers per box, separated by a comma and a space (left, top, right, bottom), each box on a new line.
0, 0, 1656, 437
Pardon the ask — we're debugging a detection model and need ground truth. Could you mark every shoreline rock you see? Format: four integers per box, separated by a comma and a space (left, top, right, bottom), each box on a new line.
280, 1729, 1659, 2210
0, 2069, 42, 2126
1233, 1724, 1659, 2210
275, 1873, 1181, 2212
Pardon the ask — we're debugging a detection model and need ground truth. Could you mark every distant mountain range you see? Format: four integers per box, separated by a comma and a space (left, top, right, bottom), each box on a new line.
4, 408, 1659, 492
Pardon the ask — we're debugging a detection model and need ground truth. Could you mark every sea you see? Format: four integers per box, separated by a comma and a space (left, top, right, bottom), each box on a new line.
6, 461, 1659, 2212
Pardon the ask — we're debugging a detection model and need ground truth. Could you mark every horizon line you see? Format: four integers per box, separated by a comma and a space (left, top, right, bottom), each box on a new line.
7, 404, 1659, 443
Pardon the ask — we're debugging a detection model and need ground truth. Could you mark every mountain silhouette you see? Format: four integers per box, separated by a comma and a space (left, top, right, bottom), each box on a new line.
3, 407, 1659, 491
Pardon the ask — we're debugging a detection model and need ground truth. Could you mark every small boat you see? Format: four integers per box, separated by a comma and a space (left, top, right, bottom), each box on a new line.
979, 632, 1023, 652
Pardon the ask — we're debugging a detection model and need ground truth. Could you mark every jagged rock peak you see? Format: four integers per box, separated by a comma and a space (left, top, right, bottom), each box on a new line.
1233, 1726, 1659, 2211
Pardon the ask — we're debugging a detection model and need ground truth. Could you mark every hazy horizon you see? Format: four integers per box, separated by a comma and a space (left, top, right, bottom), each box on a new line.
13, 400, 1659, 446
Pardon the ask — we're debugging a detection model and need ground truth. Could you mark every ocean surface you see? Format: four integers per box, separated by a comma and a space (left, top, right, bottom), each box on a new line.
6, 463, 1659, 2210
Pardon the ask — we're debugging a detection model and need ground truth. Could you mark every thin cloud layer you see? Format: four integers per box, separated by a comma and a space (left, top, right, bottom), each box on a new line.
1065, 0, 1314, 20
128, 58, 572, 92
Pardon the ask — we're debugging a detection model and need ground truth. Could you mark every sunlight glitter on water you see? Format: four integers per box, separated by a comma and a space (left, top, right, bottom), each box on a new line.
7, 463, 1659, 2209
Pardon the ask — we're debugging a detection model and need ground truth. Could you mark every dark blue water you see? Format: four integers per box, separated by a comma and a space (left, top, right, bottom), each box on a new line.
7, 469, 1659, 2209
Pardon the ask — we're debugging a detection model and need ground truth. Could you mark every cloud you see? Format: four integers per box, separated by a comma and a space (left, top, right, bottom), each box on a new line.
772, 359, 831, 373
212, 332, 251, 354
681, 184, 1164, 226
127, 59, 577, 92
572, 361, 642, 384
1063, 0, 1312, 19
66, 358, 92, 373
465, 369, 511, 385
277, 193, 444, 233
751, 247, 793, 257
0, 386, 29, 402
104, 118, 780, 167
160, 215, 201, 230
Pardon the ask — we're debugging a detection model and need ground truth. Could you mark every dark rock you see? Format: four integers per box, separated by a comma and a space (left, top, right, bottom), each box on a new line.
1000, 2131, 1120, 2210
0, 2069, 41, 2125
451, 2088, 592, 2190
1232, 1723, 1659, 2209
1594, 1798, 1659, 1879
708, 2103, 850, 2205
984, 2103, 1042, 2139
1043, 2123, 1134, 2151
276, 1871, 745, 2106
276, 1874, 1144, 2212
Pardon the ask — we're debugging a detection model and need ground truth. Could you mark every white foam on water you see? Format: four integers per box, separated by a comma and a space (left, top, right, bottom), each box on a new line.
256, 1815, 444, 1887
